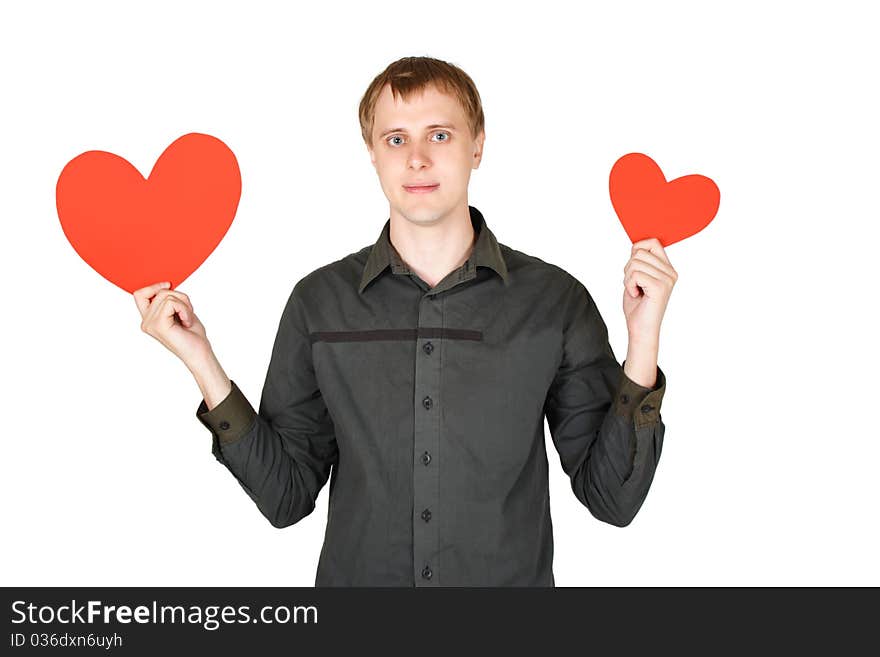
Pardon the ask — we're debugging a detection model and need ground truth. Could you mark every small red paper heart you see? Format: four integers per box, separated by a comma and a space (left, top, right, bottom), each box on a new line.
56, 133, 241, 293
609, 152, 719, 247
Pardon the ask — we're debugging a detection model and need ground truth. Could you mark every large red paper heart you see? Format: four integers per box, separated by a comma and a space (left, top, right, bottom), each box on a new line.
56, 133, 241, 293
609, 152, 719, 247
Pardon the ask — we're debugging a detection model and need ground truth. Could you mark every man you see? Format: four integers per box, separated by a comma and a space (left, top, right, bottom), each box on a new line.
134, 56, 677, 586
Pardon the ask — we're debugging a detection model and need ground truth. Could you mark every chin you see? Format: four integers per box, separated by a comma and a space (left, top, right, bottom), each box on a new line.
406, 210, 443, 225
395, 197, 447, 225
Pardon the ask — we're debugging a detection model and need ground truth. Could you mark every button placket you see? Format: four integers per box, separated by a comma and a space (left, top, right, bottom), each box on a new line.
412, 292, 442, 586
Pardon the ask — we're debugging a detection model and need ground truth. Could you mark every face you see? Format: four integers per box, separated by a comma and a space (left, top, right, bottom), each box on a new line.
368, 83, 485, 227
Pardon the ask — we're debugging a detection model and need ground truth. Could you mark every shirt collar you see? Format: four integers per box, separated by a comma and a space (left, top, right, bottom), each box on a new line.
358, 205, 509, 294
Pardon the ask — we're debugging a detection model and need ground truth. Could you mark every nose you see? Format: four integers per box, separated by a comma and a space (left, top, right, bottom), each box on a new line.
407, 143, 431, 170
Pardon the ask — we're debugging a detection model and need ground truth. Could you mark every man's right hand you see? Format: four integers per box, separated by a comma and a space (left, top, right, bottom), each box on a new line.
134, 282, 211, 367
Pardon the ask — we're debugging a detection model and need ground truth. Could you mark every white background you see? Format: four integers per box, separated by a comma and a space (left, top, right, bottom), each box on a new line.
1, 0, 877, 586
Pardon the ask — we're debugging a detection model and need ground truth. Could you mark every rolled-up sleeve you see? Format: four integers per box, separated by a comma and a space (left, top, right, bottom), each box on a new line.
196, 282, 338, 528
543, 277, 666, 527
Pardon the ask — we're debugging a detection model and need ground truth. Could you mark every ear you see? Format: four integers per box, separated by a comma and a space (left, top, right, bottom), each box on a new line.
472, 130, 485, 169
367, 141, 376, 168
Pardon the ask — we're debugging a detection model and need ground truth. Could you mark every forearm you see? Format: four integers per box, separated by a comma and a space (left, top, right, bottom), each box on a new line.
583, 413, 665, 527
577, 359, 667, 527
624, 336, 659, 388
195, 372, 336, 529
187, 348, 232, 411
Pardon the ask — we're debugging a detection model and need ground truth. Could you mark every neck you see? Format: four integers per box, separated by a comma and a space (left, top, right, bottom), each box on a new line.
388, 203, 476, 289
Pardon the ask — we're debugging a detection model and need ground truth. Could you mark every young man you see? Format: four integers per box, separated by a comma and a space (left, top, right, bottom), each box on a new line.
134, 56, 677, 587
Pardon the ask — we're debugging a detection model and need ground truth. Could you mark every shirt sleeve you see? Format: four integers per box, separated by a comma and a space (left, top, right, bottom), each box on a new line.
195, 282, 338, 528
543, 277, 666, 527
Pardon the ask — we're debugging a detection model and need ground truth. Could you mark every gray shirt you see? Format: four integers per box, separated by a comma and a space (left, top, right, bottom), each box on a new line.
196, 205, 667, 586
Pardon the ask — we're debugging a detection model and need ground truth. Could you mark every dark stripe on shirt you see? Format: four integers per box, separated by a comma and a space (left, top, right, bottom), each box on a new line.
309, 328, 483, 344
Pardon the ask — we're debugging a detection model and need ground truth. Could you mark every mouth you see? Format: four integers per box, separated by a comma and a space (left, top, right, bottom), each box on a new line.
403, 183, 439, 194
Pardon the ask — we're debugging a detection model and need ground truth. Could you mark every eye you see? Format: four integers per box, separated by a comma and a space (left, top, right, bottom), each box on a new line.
386, 131, 450, 147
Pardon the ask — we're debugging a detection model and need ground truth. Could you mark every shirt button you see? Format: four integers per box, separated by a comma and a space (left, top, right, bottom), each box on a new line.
219, 421, 230, 430
421, 451, 432, 466
423, 341, 434, 355
422, 396, 433, 410
421, 565, 433, 580
421, 508, 432, 522
641, 404, 654, 413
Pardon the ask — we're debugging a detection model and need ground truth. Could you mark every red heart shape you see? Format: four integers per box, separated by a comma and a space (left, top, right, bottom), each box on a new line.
609, 152, 719, 247
56, 133, 241, 293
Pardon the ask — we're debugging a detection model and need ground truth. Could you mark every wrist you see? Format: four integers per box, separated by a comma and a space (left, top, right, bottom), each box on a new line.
627, 333, 659, 353
188, 351, 233, 411
186, 345, 220, 379
624, 338, 659, 388
623, 357, 657, 388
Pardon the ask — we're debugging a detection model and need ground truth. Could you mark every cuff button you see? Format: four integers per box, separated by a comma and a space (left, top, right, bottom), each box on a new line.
219, 420, 230, 430
620, 394, 629, 404
640, 404, 654, 413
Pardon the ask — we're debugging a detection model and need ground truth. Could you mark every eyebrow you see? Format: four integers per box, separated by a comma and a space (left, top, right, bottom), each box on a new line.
378, 123, 457, 140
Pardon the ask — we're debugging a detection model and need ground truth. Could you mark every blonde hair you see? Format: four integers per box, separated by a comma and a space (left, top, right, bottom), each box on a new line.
358, 56, 485, 148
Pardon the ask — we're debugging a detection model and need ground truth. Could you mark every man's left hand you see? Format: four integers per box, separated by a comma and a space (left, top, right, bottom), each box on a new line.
623, 237, 678, 344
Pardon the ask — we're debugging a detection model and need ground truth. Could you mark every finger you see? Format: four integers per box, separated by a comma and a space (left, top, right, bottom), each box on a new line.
631, 238, 671, 265
168, 296, 193, 326
145, 291, 192, 326
169, 292, 195, 324
159, 290, 194, 318
624, 269, 661, 298
161, 297, 193, 327
625, 259, 667, 285
150, 290, 193, 313
133, 281, 171, 317
623, 249, 676, 279
133, 281, 171, 301
161, 287, 191, 305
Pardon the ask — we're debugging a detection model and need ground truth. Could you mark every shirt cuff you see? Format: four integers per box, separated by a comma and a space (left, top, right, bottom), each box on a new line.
611, 362, 666, 429
195, 379, 258, 446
